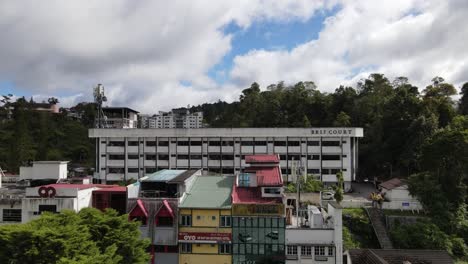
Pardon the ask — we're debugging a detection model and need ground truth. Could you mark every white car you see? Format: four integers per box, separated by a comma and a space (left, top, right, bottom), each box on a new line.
322, 191, 335, 200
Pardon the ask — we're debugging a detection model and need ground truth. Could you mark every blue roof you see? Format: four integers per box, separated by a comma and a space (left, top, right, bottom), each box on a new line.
141, 169, 187, 182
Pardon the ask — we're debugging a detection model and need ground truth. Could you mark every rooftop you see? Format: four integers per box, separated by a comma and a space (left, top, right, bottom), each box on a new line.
245, 166, 282, 186
180, 175, 234, 209
232, 185, 283, 204
379, 178, 406, 190
245, 154, 279, 164
141, 169, 188, 182
103, 107, 139, 113
42, 184, 120, 190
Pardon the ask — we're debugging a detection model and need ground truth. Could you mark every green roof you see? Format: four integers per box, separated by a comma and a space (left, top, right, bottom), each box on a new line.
141, 169, 187, 182
180, 175, 234, 209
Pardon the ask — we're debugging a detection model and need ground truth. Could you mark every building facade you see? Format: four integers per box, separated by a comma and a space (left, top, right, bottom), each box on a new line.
102, 107, 139, 129
90, 128, 363, 190
178, 175, 234, 264
140, 109, 203, 129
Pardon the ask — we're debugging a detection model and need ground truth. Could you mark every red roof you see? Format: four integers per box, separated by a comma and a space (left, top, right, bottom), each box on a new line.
129, 199, 148, 218
245, 166, 283, 186
92, 186, 127, 193
245, 155, 279, 164
232, 185, 282, 204
379, 178, 406, 190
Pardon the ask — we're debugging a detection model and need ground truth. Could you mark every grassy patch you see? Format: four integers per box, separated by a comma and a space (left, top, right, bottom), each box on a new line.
342, 208, 379, 249
382, 209, 426, 217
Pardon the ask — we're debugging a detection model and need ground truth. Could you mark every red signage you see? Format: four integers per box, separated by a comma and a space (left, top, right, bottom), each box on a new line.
178, 232, 231, 242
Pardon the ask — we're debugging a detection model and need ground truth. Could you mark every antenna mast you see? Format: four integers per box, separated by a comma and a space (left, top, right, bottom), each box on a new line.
94, 84, 108, 128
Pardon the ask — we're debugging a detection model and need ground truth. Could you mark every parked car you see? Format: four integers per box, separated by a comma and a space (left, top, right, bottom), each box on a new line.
321, 191, 335, 200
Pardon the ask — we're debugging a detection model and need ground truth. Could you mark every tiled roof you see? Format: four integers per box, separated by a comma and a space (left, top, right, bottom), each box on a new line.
169, 170, 198, 183
348, 249, 454, 264
245, 155, 279, 164
246, 166, 283, 186
232, 185, 282, 204
379, 178, 405, 190
180, 175, 234, 209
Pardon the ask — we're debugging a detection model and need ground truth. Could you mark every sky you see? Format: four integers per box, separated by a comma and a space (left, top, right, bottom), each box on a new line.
0, 0, 467, 113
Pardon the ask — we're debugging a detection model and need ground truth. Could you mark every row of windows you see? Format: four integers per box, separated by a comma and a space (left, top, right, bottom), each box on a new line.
286, 245, 334, 256
232, 243, 285, 255
180, 243, 232, 254
2, 209, 21, 222
106, 154, 346, 161
106, 167, 344, 175
105, 140, 345, 147
180, 215, 231, 227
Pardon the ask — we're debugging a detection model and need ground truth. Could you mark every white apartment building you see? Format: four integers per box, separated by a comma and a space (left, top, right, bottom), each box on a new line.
140, 109, 203, 129
285, 202, 343, 264
89, 128, 363, 191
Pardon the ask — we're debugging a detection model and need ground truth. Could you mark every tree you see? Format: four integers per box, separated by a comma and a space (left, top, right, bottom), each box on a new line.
333, 111, 351, 126
334, 171, 344, 204
0, 208, 150, 264
460, 82, 468, 115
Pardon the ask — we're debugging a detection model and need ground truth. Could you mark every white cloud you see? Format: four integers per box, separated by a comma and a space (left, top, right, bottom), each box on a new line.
0, 0, 328, 112
229, 0, 468, 92
1, 0, 467, 114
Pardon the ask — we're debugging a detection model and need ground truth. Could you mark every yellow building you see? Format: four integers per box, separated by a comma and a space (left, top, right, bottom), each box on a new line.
178, 175, 234, 264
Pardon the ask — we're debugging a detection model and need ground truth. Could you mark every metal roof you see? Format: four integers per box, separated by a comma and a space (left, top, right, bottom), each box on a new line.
379, 178, 406, 190
180, 175, 234, 209
141, 169, 187, 182
245, 155, 279, 164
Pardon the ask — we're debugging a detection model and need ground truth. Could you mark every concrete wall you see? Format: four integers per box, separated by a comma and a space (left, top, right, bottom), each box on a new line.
20, 162, 68, 180
22, 198, 76, 223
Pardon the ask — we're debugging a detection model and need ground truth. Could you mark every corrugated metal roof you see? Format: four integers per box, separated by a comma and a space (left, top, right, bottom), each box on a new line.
169, 170, 198, 183
232, 185, 282, 204
379, 178, 405, 190
142, 169, 187, 182
245, 166, 283, 186
180, 175, 234, 209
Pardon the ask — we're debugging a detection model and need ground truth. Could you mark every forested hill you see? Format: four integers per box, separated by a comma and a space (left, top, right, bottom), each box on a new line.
192, 74, 468, 180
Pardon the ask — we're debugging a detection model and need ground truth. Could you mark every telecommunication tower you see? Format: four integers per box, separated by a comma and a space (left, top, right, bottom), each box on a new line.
93, 84, 108, 128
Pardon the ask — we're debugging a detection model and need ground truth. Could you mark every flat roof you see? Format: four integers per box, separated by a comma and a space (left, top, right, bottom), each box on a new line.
43, 184, 120, 190
180, 175, 234, 209
103, 107, 139, 113
33, 161, 69, 164
141, 169, 187, 182
89, 127, 364, 138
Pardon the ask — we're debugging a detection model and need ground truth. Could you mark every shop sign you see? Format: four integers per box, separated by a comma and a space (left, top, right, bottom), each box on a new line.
232, 204, 284, 216
178, 232, 231, 242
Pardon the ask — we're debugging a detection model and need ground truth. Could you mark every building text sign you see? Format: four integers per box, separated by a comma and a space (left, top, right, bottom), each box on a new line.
311, 128, 353, 136
178, 232, 231, 242
232, 204, 284, 216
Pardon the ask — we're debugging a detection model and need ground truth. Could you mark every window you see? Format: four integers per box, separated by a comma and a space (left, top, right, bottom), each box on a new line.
211, 216, 216, 221
308, 155, 320, 160
146, 141, 156, 147
307, 140, 320, 146
315, 246, 325, 256
307, 169, 320, 174
190, 141, 202, 146
108, 167, 124, 173
128, 154, 139, 159
128, 168, 139, 173
274, 141, 286, 146
221, 141, 234, 146
288, 154, 300, 160
255, 141, 267, 146
279, 155, 287, 160
220, 216, 231, 227
327, 246, 334, 256
109, 154, 125, 160
177, 141, 189, 146
109, 141, 125, 147
264, 188, 281, 194
209, 141, 221, 146
177, 154, 189, 160
191, 154, 202, 159
145, 167, 157, 173
39, 205, 57, 214
238, 173, 250, 187
322, 155, 341, 160
322, 141, 340, 147
158, 141, 169, 146
208, 154, 221, 160
180, 215, 192, 226
241, 141, 254, 146
146, 154, 156, 160
157, 217, 173, 227
219, 244, 231, 254
287, 245, 297, 256
222, 155, 234, 160
301, 246, 312, 256
288, 141, 300, 146
128, 141, 139, 146
181, 243, 192, 253
158, 154, 169, 160
2, 209, 21, 222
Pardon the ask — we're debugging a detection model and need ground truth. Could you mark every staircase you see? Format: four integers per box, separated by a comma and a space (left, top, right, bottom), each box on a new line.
365, 207, 393, 249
